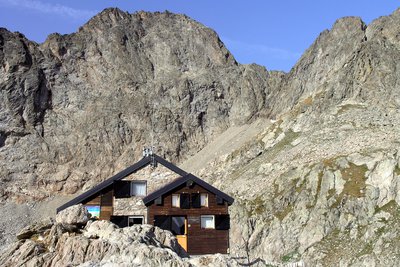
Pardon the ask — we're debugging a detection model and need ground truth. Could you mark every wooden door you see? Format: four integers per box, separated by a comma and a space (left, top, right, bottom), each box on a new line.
172, 216, 187, 251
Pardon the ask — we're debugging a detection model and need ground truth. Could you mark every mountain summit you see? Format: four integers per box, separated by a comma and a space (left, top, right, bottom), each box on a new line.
0, 8, 270, 201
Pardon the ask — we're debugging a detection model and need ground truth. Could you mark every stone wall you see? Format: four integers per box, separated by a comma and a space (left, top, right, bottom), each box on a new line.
112, 163, 180, 221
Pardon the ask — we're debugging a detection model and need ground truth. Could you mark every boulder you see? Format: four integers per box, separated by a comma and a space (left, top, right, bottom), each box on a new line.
56, 204, 90, 225
2, 220, 199, 266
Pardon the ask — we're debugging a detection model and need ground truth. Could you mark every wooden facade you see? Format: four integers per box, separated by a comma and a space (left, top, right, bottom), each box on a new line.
57, 153, 234, 255
146, 183, 230, 254
82, 187, 113, 220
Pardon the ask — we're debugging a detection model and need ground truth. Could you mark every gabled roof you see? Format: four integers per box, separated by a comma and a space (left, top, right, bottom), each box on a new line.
143, 173, 234, 206
56, 154, 188, 213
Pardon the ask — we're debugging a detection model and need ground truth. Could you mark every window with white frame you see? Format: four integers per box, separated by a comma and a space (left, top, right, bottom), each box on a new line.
172, 194, 180, 207
131, 181, 146, 196
128, 216, 144, 226
200, 193, 208, 207
200, 215, 215, 229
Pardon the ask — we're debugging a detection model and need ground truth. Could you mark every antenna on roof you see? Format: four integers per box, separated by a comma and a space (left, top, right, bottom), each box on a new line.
143, 146, 157, 168
142, 146, 153, 157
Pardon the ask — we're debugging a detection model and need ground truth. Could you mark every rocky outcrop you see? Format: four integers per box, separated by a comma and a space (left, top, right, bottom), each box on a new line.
268, 10, 400, 118
16, 218, 54, 240
1, 218, 244, 267
55, 204, 90, 225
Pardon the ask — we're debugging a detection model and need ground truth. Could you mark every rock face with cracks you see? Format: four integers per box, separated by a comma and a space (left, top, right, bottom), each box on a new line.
1, 6, 400, 267
55, 204, 90, 225
1, 214, 241, 267
0, 8, 271, 203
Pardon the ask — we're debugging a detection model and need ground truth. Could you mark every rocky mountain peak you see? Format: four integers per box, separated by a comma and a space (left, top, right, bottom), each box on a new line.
331, 16, 366, 35
0, 8, 269, 204
1, 7, 400, 266
266, 8, 400, 119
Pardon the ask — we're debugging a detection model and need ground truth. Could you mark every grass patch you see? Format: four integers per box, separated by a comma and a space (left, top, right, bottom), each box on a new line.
341, 163, 368, 197
295, 178, 306, 193
270, 129, 300, 155
327, 188, 336, 199
357, 241, 374, 257
323, 157, 338, 168
275, 204, 293, 221
307, 170, 323, 209
228, 128, 300, 184
394, 165, 400, 176
331, 163, 368, 208
281, 250, 300, 263
375, 200, 399, 214
248, 195, 267, 216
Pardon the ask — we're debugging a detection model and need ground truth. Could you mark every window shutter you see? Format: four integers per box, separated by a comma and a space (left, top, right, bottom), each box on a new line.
200, 193, 208, 207
154, 216, 171, 231
191, 193, 201, 208
114, 181, 131, 198
172, 194, 180, 207
154, 196, 163, 205
110, 216, 129, 228
216, 195, 224, 205
180, 193, 190, 209
101, 189, 113, 206
215, 215, 230, 230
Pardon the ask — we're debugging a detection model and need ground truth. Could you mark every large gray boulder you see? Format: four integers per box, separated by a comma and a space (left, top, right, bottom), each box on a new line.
55, 204, 90, 225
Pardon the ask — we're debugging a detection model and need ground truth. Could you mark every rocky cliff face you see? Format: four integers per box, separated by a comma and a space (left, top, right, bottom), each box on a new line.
1, 6, 400, 267
0, 8, 270, 202
193, 9, 400, 266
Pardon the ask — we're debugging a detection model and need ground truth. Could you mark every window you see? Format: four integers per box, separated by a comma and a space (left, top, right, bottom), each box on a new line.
86, 205, 100, 219
201, 215, 215, 229
114, 181, 131, 198
200, 193, 208, 207
110, 216, 129, 228
128, 216, 144, 226
114, 180, 146, 198
154, 215, 171, 231
131, 181, 146, 196
215, 215, 230, 230
180, 193, 190, 209
154, 216, 186, 235
191, 193, 201, 208
155, 196, 163, 205
172, 194, 180, 207
171, 216, 186, 235
216, 195, 224, 205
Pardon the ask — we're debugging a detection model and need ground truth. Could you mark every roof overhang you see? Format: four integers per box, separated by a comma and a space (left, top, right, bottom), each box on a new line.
143, 173, 234, 206
56, 154, 188, 213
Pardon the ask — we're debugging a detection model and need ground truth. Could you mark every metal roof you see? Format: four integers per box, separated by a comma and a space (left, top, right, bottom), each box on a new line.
56, 154, 188, 213
143, 173, 234, 206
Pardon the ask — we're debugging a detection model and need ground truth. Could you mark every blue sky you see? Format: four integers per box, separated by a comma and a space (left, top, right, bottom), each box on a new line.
0, 1, 398, 71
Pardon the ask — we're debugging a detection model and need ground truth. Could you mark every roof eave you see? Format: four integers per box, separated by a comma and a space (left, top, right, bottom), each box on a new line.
142, 173, 234, 206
